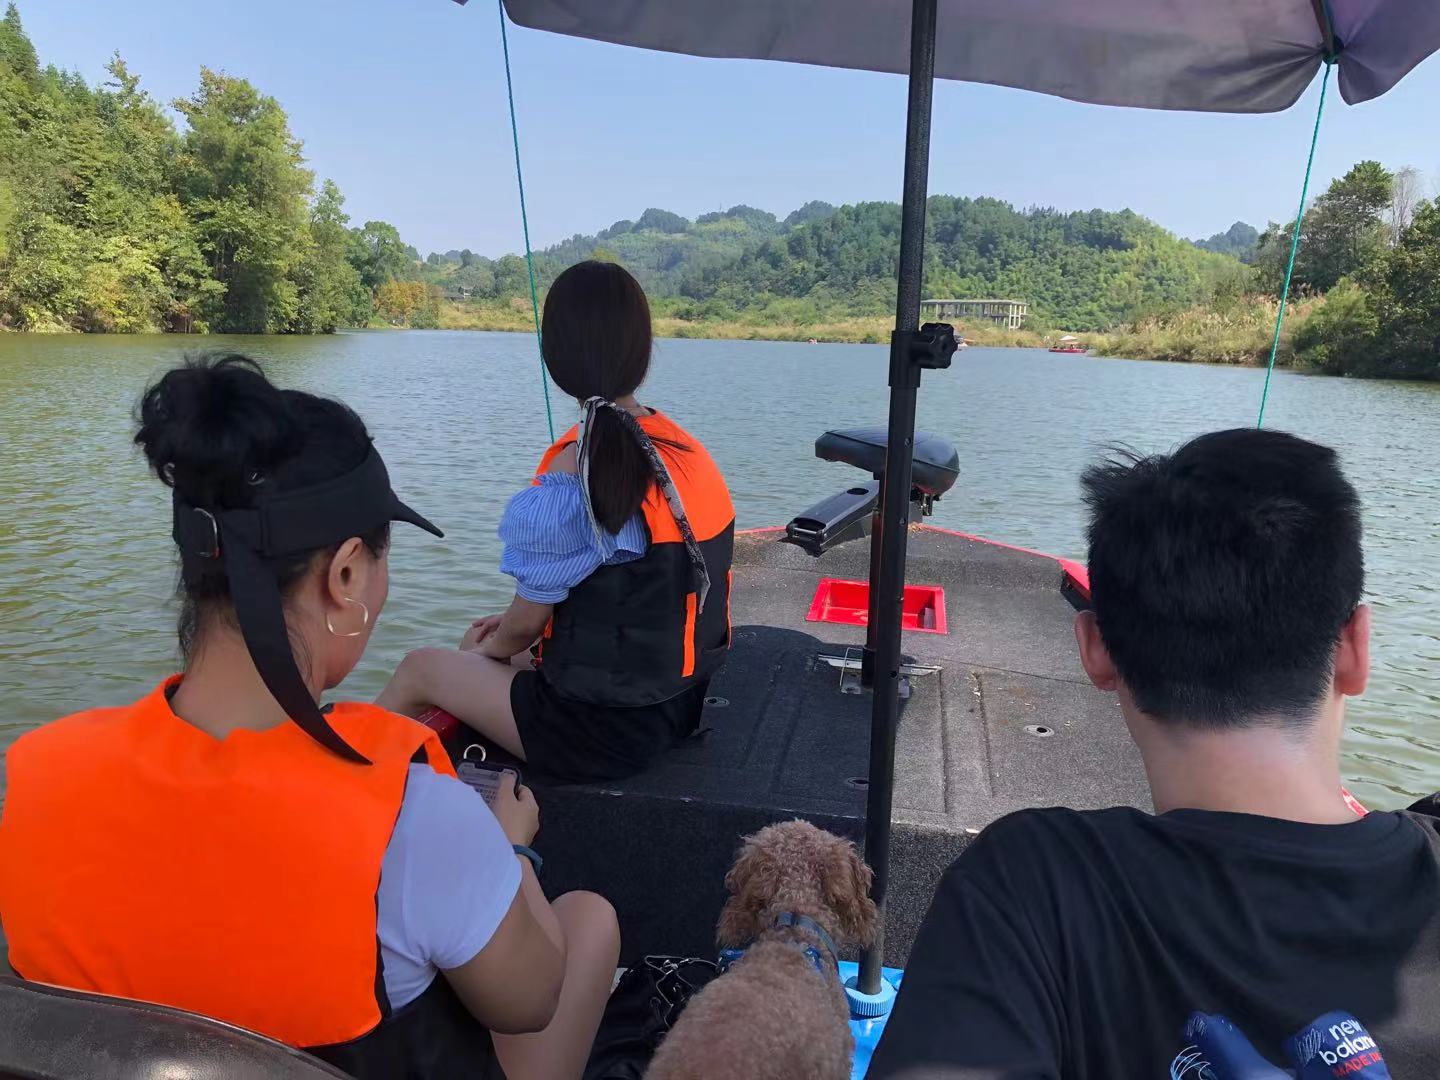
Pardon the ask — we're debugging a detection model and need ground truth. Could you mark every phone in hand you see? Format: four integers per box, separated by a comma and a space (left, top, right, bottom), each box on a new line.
457, 760, 522, 807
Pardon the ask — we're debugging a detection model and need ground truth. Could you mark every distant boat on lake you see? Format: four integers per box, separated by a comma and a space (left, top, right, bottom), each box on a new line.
1049, 334, 1087, 354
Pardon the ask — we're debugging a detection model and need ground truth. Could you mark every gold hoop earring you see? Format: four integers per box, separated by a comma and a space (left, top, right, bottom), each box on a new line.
326, 597, 370, 638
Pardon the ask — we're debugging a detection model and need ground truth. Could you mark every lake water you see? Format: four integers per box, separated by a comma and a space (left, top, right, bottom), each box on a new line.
1, 332, 1437, 809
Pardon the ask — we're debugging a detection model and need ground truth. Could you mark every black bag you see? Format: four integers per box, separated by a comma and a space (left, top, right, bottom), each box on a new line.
583, 956, 720, 1080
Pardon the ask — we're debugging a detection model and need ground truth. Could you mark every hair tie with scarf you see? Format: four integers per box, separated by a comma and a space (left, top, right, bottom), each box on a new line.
575, 396, 711, 613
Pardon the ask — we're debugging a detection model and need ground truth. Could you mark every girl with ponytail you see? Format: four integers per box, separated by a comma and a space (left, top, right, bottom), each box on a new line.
380, 261, 736, 783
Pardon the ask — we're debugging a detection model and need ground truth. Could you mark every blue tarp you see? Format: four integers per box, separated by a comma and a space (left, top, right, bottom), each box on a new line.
839, 961, 905, 1080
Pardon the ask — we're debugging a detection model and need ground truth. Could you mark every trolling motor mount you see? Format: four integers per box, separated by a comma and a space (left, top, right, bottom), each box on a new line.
784, 479, 880, 557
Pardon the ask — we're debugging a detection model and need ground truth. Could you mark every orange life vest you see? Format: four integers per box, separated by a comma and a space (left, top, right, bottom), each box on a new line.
534, 410, 735, 705
0, 677, 455, 1050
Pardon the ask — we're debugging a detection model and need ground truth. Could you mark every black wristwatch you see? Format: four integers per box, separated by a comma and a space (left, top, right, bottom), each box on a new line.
512, 844, 543, 873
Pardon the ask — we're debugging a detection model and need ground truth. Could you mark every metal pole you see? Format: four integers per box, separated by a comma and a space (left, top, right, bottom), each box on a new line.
858, 0, 938, 997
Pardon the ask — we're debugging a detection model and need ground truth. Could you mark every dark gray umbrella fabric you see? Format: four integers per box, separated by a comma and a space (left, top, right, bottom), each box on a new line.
498, 0, 1439, 112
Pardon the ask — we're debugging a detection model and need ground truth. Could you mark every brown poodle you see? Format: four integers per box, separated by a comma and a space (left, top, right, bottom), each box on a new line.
645, 820, 878, 1080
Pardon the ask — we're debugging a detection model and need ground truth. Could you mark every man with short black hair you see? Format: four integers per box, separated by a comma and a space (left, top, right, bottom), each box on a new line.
869, 429, 1440, 1079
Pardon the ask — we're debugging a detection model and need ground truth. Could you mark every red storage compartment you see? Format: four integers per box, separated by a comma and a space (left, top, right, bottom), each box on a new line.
804, 578, 947, 634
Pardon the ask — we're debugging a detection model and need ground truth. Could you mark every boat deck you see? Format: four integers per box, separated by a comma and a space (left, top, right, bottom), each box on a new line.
722, 527, 1147, 820
527, 525, 1150, 963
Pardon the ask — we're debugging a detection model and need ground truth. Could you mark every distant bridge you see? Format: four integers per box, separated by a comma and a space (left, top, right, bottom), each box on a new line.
920, 298, 1029, 330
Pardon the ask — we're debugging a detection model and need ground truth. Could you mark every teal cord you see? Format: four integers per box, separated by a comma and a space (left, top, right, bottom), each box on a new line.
498, 0, 555, 442
1257, 61, 1332, 428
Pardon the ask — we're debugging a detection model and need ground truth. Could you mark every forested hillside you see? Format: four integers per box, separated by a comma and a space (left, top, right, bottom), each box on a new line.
425, 198, 1245, 333
672, 198, 1246, 332
421, 201, 839, 299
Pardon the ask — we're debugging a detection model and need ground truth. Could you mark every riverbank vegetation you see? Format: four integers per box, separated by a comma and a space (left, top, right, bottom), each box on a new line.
2, 5, 1435, 379
432, 295, 1049, 346
0, 6, 372, 333
1087, 163, 1439, 378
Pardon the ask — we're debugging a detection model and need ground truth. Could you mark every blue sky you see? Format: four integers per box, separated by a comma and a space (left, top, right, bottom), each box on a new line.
23, 1, 1440, 257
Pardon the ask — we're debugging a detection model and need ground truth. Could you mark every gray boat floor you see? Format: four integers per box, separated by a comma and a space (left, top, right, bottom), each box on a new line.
638, 526, 1151, 829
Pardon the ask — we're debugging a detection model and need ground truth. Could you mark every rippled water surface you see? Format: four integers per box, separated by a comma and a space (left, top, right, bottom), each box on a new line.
2, 333, 1436, 808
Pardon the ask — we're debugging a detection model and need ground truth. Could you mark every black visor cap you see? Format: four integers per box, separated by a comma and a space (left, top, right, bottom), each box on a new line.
171, 446, 442, 764
390, 492, 443, 541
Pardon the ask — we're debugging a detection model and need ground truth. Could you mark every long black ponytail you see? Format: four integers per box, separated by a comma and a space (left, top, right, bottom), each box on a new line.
540, 261, 685, 533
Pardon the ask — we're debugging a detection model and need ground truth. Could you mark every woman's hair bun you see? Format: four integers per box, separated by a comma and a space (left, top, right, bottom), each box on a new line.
135, 355, 301, 507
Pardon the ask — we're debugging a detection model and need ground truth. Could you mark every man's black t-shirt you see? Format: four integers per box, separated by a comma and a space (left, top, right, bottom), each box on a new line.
868, 804, 1440, 1078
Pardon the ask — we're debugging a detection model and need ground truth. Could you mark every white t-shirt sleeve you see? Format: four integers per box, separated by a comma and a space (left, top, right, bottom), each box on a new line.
378, 764, 523, 1008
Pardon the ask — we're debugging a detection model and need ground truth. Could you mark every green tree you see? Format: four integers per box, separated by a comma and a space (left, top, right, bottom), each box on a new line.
409, 284, 443, 329
292, 179, 367, 332
0, 216, 88, 329
1304, 161, 1393, 291
146, 193, 222, 331
451, 259, 494, 294
1368, 199, 1440, 378
1293, 198, 1440, 379
0, 9, 405, 335
0, 3, 37, 84
782, 201, 838, 229
1291, 280, 1380, 374
99, 56, 219, 330
373, 279, 439, 326
172, 69, 312, 332
0, 179, 15, 261
349, 219, 413, 290
0, 16, 217, 331
80, 234, 169, 332
634, 208, 689, 233
491, 253, 531, 298
1256, 161, 1393, 297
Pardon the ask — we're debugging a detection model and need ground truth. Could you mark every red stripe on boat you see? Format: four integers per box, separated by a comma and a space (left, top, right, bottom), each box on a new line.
1340, 787, 1369, 817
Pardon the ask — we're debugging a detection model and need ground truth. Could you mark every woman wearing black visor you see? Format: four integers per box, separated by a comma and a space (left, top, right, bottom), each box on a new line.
0, 356, 619, 1080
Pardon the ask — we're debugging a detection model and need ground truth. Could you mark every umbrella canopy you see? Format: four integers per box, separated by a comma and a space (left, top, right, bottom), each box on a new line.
496, 0, 1439, 113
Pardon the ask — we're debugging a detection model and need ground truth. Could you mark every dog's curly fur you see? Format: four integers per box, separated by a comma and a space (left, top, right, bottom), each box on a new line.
645, 820, 878, 1080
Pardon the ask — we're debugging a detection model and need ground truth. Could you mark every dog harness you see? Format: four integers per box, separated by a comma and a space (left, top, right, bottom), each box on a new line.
718, 912, 839, 978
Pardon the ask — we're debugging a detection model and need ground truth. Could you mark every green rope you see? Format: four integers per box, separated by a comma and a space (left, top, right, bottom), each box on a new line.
1257, 61, 1332, 428
498, 0, 555, 441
